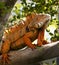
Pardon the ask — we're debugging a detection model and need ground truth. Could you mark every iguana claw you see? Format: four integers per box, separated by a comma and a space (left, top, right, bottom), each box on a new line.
1, 53, 10, 65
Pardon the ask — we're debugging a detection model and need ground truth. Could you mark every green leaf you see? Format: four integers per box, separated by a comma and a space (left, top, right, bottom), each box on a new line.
17, 15, 20, 19
49, 32, 53, 36
51, 37, 57, 42
46, 29, 50, 32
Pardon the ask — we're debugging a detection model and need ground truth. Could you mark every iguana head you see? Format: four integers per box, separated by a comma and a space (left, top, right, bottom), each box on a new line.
28, 13, 51, 29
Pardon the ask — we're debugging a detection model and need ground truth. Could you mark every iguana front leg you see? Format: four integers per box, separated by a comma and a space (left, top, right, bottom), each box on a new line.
23, 31, 36, 49
37, 26, 48, 46
1, 39, 11, 65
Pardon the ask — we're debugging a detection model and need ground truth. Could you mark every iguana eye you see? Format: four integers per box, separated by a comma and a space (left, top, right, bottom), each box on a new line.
2, 40, 5, 43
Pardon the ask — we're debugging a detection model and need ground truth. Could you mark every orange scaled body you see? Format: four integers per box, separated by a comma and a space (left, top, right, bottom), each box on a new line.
1, 13, 51, 65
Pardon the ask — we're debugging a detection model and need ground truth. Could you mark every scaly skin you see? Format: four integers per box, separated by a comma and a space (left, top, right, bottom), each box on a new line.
1, 13, 51, 65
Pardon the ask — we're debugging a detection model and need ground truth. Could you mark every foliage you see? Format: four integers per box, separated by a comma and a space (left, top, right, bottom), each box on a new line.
8, 0, 59, 22
9, 0, 58, 20
21, 0, 58, 16
46, 19, 59, 41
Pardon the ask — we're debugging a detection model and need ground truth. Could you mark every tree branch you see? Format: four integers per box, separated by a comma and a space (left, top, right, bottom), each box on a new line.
0, 41, 59, 65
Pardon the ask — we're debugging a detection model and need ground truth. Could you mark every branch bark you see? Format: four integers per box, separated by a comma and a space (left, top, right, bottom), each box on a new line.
0, 41, 59, 65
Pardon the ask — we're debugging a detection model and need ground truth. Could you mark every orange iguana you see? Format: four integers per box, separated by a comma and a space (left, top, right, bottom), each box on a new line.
1, 13, 51, 64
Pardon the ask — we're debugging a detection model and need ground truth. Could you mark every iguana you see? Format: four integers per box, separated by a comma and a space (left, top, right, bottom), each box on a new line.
1, 13, 51, 64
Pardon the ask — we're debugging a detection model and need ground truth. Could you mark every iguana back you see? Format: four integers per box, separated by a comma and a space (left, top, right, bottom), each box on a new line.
2, 13, 36, 43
